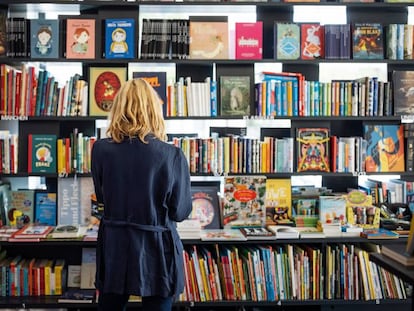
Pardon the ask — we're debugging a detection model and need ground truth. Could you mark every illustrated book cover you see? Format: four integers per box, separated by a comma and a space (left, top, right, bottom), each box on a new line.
300, 23, 324, 60
30, 14, 59, 59
274, 22, 300, 60
267, 225, 300, 239
219, 76, 250, 116
34, 191, 57, 226
10, 223, 54, 239
222, 175, 267, 228
318, 195, 347, 226
65, 18, 96, 59
392, 70, 414, 115
189, 16, 229, 60
265, 178, 293, 226
9, 190, 35, 226
104, 18, 135, 59
0, 11, 6, 56
200, 229, 247, 241
132, 71, 167, 116
352, 23, 384, 60
360, 227, 399, 239
296, 127, 330, 172
239, 227, 276, 240
27, 134, 57, 173
189, 186, 221, 229
88, 66, 127, 116
363, 124, 405, 172
235, 21, 263, 60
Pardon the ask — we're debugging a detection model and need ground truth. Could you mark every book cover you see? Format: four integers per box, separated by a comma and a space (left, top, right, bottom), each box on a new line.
200, 229, 247, 241
9, 190, 35, 226
360, 227, 399, 239
265, 178, 293, 226
58, 288, 95, 303
267, 225, 300, 239
235, 21, 263, 60
10, 224, 54, 239
363, 124, 405, 172
318, 195, 347, 225
88, 66, 127, 116
104, 18, 135, 59
34, 191, 57, 226
274, 22, 300, 60
219, 76, 250, 116
189, 186, 221, 230
296, 127, 330, 172
239, 227, 276, 240
51, 224, 87, 239
392, 70, 414, 115
189, 16, 229, 59
0, 11, 6, 56
27, 134, 57, 173
352, 23, 384, 60
30, 15, 59, 59
80, 248, 96, 289
57, 177, 81, 225
132, 71, 167, 116
65, 18, 96, 59
222, 175, 267, 228
300, 23, 324, 60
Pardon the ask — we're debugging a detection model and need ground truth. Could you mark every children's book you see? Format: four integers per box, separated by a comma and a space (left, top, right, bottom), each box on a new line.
239, 227, 276, 240
352, 23, 384, 60
265, 178, 293, 226
274, 22, 300, 60
219, 75, 251, 116
28, 134, 57, 173
10, 224, 54, 239
318, 195, 347, 226
200, 229, 247, 241
9, 189, 35, 225
104, 18, 135, 59
30, 14, 59, 59
300, 23, 324, 60
0, 11, 6, 56
34, 190, 57, 226
360, 227, 399, 239
189, 186, 221, 229
235, 21, 263, 60
222, 175, 267, 228
296, 127, 330, 172
267, 225, 300, 239
65, 17, 96, 59
363, 124, 405, 172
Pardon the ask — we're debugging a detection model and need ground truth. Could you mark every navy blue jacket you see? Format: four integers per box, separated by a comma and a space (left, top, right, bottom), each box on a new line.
91, 136, 192, 298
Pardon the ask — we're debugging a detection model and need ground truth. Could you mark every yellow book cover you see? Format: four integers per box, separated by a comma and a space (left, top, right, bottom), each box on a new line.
54, 259, 66, 295
265, 178, 292, 226
44, 259, 54, 295
57, 138, 65, 174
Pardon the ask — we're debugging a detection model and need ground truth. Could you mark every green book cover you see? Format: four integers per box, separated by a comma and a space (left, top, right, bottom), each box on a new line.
28, 134, 57, 173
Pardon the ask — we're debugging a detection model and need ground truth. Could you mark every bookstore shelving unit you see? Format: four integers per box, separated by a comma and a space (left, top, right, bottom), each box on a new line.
0, 0, 414, 310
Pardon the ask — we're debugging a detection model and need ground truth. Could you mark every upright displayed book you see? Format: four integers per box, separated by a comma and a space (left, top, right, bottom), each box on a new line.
222, 175, 267, 228
34, 191, 57, 226
392, 70, 414, 115
296, 127, 330, 172
189, 186, 221, 230
274, 22, 300, 60
300, 23, 324, 59
30, 14, 59, 59
352, 23, 384, 59
219, 76, 250, 116
265, 178, 293, 225
189, 16, 229, 59
80, 248, 96, 289
65, 17, 96, 59
132, 71, 167, 116
363, 124, 405, 172
27, 134, 57, 173
235, 21, 263, 60
9, 189, 35, 225
104, 18, 135, 59
88, 66, 127, 116
318, 195, 347, 225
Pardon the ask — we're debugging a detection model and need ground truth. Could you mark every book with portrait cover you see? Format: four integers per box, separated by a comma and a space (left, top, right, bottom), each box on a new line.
265, 178, 293, 226
352, 23, 384, 60
392, 70, 414, 115
219, 76, 250, 116
132, 71, 167, 116
235, 21, 263, 60
189, 16, 229, 60
300, 23, 324, 60
65, 18, 96, 59
189, 186, 221, 229
222, 175, 267, 228
104, 18, 135, 59
363, 124, 405, 172
27, 134, 57, 173
30, 14, 59, 59
88, 66, 127, 116
296, 127, 330, 172
274, 22, 300, 60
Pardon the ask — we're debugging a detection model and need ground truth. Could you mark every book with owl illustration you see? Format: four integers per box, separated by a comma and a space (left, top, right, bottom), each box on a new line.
28, 134, 57, 173
88, 66, 127, 116
104, 18, 135, 59
296, 127, 330, 172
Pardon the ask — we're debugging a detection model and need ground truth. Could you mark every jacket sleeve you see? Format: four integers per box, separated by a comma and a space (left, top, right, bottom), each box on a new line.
91, 141, 104, 205
168, 148, 192, 222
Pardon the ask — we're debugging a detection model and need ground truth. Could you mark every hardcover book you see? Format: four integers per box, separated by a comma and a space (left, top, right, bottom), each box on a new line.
132, 71, 167, 116
219, 76, 250, 116
27, 134, 57, 173
10, 224, 54, 239
34, 191, 57, 226
300, 23, 324, 60
189, 16, 229, 59
104, 18, 135, 59
265, 178, 293, 226
88, 66, 127, 116
318, 195, 347, 225
239, 227, 276, 240
199, 228, 247, 241
296, 127, 330, 172
352, 23, 384, 59
274, 22, 300, 60
392, 70, 414, 115
65, 18, 96, 59
382, 242, 414, 266
30, 15, 59, 59
235, 21, 263, 60
222, 175, 267, 228
363, 124, 405, 172
9, 190, 35, 225
189, 186, 221, 229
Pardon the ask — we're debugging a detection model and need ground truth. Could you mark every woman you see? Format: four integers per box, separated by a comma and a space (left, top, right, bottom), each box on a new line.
91, 78, 192, 311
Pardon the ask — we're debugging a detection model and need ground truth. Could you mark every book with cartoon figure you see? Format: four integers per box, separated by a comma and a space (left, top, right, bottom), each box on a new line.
296, 127, 330, 172
104, 18, 135, 59
30, 14, 59, 59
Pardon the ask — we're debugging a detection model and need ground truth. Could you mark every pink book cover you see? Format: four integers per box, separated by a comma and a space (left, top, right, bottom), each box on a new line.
65, 18, 96, 59
235, 22, 263, 60
300, 23, 324, 60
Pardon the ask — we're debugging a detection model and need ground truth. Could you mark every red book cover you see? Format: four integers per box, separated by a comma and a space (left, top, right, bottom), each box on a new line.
14, 70, 21, 115
235, 21, 263, 60
300, 23, 325, 60
330, 135, 338, 172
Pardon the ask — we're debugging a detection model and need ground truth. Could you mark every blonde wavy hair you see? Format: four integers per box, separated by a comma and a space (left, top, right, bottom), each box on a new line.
106, 78, 166, 143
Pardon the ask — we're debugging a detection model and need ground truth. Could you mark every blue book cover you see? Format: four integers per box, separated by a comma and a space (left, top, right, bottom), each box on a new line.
104, 18, 135, 59
30, 15, 59, 59
34, 191, 56, 226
